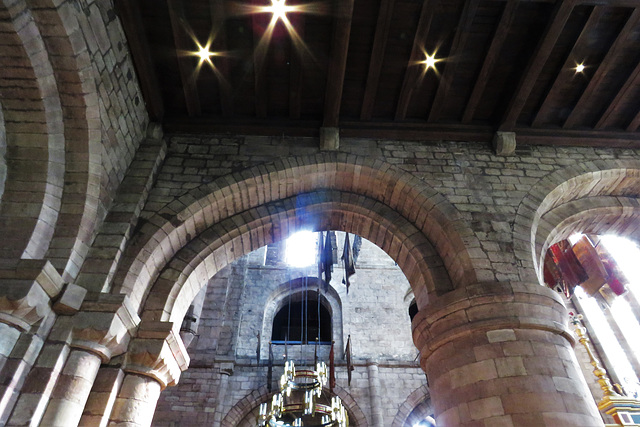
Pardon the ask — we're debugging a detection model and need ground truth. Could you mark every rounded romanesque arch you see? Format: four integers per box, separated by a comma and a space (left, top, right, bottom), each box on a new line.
0, 0, 101, 281
221, 384, 369, 427
0, 1, 65, 261
514, 160, 640, 284
391, 384, 433, 427
114, 154, 484, 323
261, 277, 344, 353
137, 190, 460, 331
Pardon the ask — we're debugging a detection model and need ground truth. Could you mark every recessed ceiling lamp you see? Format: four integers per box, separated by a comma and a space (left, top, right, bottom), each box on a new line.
575, 63, 585, 73
263, 0, 296, 23
421, 52, 440, 71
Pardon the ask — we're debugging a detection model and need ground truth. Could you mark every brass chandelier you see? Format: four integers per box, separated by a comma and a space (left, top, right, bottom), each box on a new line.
257, 361, 349, 427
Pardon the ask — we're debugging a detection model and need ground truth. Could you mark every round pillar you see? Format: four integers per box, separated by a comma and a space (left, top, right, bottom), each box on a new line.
108, 373, 162, 427
39, 349, 102, 427
412, 281, 603, 426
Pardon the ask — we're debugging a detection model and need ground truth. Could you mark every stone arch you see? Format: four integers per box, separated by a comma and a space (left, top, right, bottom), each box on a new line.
115, 154, 482, 318
0, 0, 65, 261
0, 0, 101, 282
261, 276, 344, 356
221, 384, 368, 427
138, 190, 456, 332
514, 159, 640, 284
28, 0, 102, 281
391, 384, 433, 427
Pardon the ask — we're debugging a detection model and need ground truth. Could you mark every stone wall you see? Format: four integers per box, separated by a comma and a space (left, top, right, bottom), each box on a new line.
142, 134, 640, 285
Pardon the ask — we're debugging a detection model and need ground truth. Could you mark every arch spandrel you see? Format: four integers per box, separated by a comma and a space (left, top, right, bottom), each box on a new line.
116, 155, 484, 323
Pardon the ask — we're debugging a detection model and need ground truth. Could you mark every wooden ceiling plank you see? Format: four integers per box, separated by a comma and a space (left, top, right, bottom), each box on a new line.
628, 110, 640, 132
360, 0, 396, 121
596, 59, 640, 129
428, 0, 480, 123
531, 6, 605, 128
394, 0, 438, 121
499, 0, 575, 130
114, 0, 164, 121
210, 0, 233, 117
167, 0, 202, 117
462, 0, 518, 124
563, 9, 640, 129
323, 0, 356, 128
289, 14, 305, 120
253, 13, 269, 119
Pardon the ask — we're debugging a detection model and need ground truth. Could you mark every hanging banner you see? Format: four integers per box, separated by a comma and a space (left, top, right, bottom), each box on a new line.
345, 335, 354, 387
342, 233, 356, 293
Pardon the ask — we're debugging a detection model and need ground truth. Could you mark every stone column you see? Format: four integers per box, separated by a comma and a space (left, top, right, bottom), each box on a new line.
0, 260, 63, 425
367, 361, 384, 427
79, 367, 125, 427
109, 321, 190, 427
37, 294, 139, 427
412, 281, 603, 427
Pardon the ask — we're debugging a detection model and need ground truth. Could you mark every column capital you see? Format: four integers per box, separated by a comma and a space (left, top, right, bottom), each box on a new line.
0, 260, 63, 330
50, 294, 140, 362
412, 281, 573, 371
123, 321, 190, 389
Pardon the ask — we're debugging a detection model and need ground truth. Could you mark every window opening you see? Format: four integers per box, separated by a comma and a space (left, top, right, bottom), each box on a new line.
409, 300, 418, 322
272, 293, 332, 344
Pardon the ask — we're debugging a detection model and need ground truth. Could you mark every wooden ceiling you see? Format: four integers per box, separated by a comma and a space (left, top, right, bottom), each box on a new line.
116, 0, 640, 147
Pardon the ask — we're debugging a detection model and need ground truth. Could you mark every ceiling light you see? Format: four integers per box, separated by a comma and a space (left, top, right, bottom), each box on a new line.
267, 0, 294, 22
575, 63, 585, 73
421, 52, 439, 71
197, 45, 215, 62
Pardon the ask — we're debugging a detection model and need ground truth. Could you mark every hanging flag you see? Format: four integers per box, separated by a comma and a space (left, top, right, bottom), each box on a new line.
323, 231, 333, 290
345, 335, 354, 387
329, 340, 335, 392
267, 342, 273, 392
256, 333, 261, 367
342, 233, 356, 294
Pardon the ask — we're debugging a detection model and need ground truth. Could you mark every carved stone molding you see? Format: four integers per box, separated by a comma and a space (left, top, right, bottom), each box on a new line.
0, 260, 63, 331
49, 294, 140, 362
123, 321, 190, 389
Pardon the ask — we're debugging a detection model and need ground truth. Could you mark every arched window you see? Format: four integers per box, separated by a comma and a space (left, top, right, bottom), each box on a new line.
272, 292, 332, 344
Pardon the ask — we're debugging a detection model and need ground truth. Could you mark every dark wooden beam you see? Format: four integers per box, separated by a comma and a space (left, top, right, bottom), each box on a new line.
462, 0, 518, 123
289, 14, 305, 120
114, 0, 164, 121
395, 0, 437, 121
628, 110, 640, 132
515, 127, 640, 148
596, 59, 640, 129
210, 0, 233, 117
564, 9, 640, 129
428, 0, 480, 123
532, 6, 604, 127
499, 0, 575, 130
167, 0, 201, 117
253, 12, 269, 119
360, 0, 396, 121
323, 0, 356, 128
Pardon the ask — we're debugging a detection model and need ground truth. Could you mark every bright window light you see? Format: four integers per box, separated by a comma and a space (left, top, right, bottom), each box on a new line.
575, 287, 640, 397
286, 231, 317, 267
